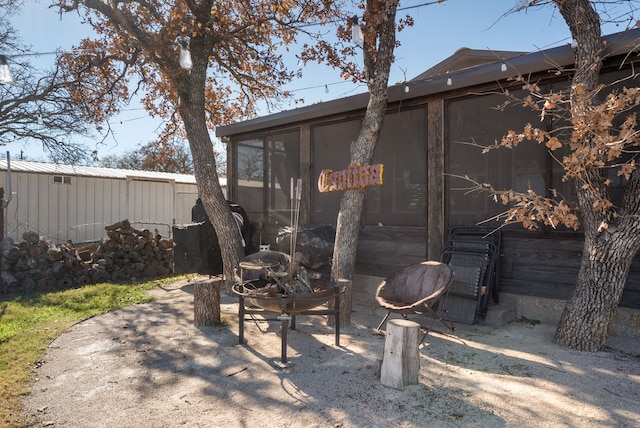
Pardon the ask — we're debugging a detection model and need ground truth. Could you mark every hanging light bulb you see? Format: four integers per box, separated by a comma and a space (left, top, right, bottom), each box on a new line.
0, 55, 13, 84
501, 62, 507, 72
179, 40, 193, 70
446, 75, 452, 86
350, 16, 364, 45
571, 39, 578, 49
404, 84, 410, 93
37, 114, 44, 125
325, 85, 329, 93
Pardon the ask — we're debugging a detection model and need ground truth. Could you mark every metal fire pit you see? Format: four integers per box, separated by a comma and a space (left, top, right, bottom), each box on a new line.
235, 281, 337, 314
232, 279, 343, 365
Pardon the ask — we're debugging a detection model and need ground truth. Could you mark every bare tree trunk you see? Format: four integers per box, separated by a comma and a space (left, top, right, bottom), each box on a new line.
330, 0, 399, 327
556, 231, 639, 350
179, 31, 244, 303
553, 0, 640, 350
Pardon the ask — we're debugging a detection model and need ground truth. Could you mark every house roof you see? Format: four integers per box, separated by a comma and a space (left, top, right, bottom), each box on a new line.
0, 158, 206, 185
410, 47, 524, 80
216, 28, 640, 138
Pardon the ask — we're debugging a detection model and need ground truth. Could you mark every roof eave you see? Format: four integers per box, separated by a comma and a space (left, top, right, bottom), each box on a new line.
216, 28, 640, 139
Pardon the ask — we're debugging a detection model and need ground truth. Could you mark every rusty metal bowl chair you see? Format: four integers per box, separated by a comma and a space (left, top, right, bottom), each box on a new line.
375, 261, 455, 337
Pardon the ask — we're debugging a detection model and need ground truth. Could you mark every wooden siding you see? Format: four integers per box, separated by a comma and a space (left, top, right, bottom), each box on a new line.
498, 230, 640, 309
355, 225, 427, 278
498, 231, 583, 299
256, 224, 428, 279
351, 226, 639, 309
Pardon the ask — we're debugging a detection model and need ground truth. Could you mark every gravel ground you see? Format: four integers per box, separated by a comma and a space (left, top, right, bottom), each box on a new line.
22, 277, 640, 427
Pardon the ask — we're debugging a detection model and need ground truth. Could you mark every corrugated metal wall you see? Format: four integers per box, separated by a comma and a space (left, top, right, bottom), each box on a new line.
175, 185, 199, 227
1, 171, 198, 244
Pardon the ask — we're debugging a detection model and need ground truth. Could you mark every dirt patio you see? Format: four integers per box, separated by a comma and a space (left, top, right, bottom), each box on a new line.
22, 277, 640, 427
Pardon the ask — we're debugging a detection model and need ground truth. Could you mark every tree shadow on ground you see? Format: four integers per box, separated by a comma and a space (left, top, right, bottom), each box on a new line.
413, 315, 640, 426
26, 280, 503, 427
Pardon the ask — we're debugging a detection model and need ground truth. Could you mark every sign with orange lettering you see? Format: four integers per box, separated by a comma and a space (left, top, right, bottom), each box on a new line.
317, 163, 384, 193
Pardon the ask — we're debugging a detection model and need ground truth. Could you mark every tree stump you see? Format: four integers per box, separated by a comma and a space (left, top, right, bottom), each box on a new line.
194, 277, 222, 326
380, 319, 420, 390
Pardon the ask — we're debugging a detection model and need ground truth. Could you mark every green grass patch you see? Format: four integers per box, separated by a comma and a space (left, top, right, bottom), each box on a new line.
0, 276, 185, 428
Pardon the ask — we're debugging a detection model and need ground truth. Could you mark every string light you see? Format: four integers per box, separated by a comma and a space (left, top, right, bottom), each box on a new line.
106, 114, 149, 129
571, 39, 578, 49
350, 16, 364, 45
178, 40, 192, 70
404, 84, 410, 93
446, 72, 452, 86
0, 55, 13, 84
501, 62, 507, 72
37, 115, 44, 125
286, 80, 354, 96
325, 84, 329, 93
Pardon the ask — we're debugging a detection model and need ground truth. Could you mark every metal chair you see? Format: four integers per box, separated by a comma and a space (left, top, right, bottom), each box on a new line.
375, 261, 455, 339
440, 227, 501, 324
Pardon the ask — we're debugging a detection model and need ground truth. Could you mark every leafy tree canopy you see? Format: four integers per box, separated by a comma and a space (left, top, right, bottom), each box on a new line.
56, 0, 345, 144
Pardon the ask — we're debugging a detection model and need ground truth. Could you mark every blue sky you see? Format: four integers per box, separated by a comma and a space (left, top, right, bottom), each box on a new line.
3, 0, 634, 162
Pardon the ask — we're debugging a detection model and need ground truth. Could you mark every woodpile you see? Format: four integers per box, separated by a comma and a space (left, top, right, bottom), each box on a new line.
0, 231, 88, 293
91, 219, 174, 283
1, 220, 175, 294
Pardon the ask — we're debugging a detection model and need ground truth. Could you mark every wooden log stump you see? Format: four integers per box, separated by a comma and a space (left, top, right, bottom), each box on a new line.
380, 319, 420, 390
194, 277, 222, 326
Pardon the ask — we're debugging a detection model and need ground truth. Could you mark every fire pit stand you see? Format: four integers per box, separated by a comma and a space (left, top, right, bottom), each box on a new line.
233, 262, 343, 365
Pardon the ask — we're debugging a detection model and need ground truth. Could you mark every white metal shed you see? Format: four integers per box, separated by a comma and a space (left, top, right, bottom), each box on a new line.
0, 159, 225, 244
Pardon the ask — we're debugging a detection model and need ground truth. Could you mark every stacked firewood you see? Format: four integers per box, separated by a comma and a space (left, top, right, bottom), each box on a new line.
91, 220, 174, 283
0, 231, 88, 293
0, 220, 175, 294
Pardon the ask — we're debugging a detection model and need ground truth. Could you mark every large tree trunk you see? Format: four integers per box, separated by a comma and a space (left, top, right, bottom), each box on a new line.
556, 168, 640, 349
331, 0, 399, 327
553, 0, 640, 350
555, 227, 638, 350
179, 29, 244, 296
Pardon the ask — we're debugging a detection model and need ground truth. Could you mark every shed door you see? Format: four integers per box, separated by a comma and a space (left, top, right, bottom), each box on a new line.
127, 178, 175, 237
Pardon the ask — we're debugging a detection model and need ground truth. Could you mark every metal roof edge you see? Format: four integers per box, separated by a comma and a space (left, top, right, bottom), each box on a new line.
0, 158, 203, 185
216, 28, 640, 138
216, 91, 371, 137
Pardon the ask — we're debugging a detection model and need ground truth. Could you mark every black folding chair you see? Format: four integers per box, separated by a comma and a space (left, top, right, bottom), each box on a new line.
440, 227, 501, 324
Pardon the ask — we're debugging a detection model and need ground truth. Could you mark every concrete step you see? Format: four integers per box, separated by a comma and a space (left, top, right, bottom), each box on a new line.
481, 304, 516, 327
